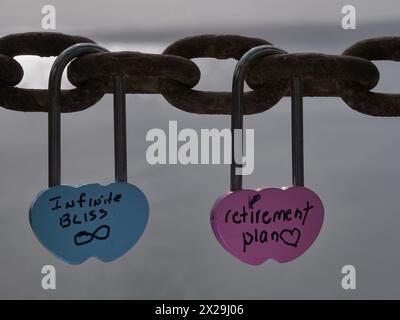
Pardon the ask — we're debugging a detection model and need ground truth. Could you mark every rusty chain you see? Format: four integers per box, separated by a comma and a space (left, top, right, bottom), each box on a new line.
0, 32, 104, 112
0, 32, 398, 116
161, 34, 284, 114
340, 37, 400, 116
68, 52, 200, 95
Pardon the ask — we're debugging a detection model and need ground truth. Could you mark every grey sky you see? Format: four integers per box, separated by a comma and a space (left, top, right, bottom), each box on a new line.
0, 0, 400, 300
1, 0, 400, 35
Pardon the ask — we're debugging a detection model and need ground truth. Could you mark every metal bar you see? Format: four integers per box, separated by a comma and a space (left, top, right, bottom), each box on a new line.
291, 77, 304, 186
231, 56, 245, 192
48, 43, 109, 187
48, 59, 62, 187
113, 75, 128, 182
231, 45, 288, 191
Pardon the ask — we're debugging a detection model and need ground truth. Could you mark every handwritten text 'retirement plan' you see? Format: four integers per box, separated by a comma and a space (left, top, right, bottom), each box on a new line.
224, 196, 314, 253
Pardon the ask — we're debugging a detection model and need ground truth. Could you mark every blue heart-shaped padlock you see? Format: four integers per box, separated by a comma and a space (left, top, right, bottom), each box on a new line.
30, 43, 149, 264
30, 183, 149, 264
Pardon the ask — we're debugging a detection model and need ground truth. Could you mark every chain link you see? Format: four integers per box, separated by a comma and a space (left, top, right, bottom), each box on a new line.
0, 32, 398, 116
246, 53, 379, 96
0, 54, 23, 86
67, 51, 200, 94
340, 37, 400, 116
161, 34, 285, 114
0, 32, 104, 112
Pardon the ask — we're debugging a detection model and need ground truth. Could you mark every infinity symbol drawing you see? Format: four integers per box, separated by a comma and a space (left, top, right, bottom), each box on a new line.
74, 225, 110, 246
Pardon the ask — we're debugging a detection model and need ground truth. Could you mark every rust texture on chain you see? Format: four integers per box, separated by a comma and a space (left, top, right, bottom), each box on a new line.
0, 54, 23, 87
0, 32, 104, 112
67, 52, 200, 94
161, 34, 285, 114
0, 32, 399, 116
246, 53, 379, 97
340, 37, 400, 116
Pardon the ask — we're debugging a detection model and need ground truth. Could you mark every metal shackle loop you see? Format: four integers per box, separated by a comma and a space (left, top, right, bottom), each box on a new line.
230, 45, 305, 191
48, 43, 127, 187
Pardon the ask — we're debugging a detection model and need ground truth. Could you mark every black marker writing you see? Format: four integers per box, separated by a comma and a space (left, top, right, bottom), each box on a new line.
302, 201, 314, 225
225, 201, 314, 226
280, 228, 301, 247
242, 228, 302, 252
74, 225, 110, 246
59, 209, 108, 229
49, 192, 122, 211
50, 196, 62, 211
249, 194, 261, 209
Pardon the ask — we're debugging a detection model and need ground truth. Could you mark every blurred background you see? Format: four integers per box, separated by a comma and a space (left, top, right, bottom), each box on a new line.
0, 0, 399, 299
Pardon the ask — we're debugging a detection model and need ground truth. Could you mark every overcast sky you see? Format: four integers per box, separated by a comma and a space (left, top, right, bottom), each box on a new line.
1, 0, 400, 36
1, 0, 400, 299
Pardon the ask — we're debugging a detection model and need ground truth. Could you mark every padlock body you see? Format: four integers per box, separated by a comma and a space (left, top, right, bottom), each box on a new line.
30, 182, 149, 264
211, 186, 324, 265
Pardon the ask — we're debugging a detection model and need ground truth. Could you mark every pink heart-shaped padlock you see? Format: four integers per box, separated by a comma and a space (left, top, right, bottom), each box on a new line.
211, 186, 324, 265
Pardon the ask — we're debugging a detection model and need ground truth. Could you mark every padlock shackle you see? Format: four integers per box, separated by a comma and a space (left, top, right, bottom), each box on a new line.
48, 43, 128, 187
291, 76, 304, 187
231, 45, 305, 191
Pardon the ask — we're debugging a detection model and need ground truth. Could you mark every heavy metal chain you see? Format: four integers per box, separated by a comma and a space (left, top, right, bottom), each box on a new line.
0, 32, 398, 116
